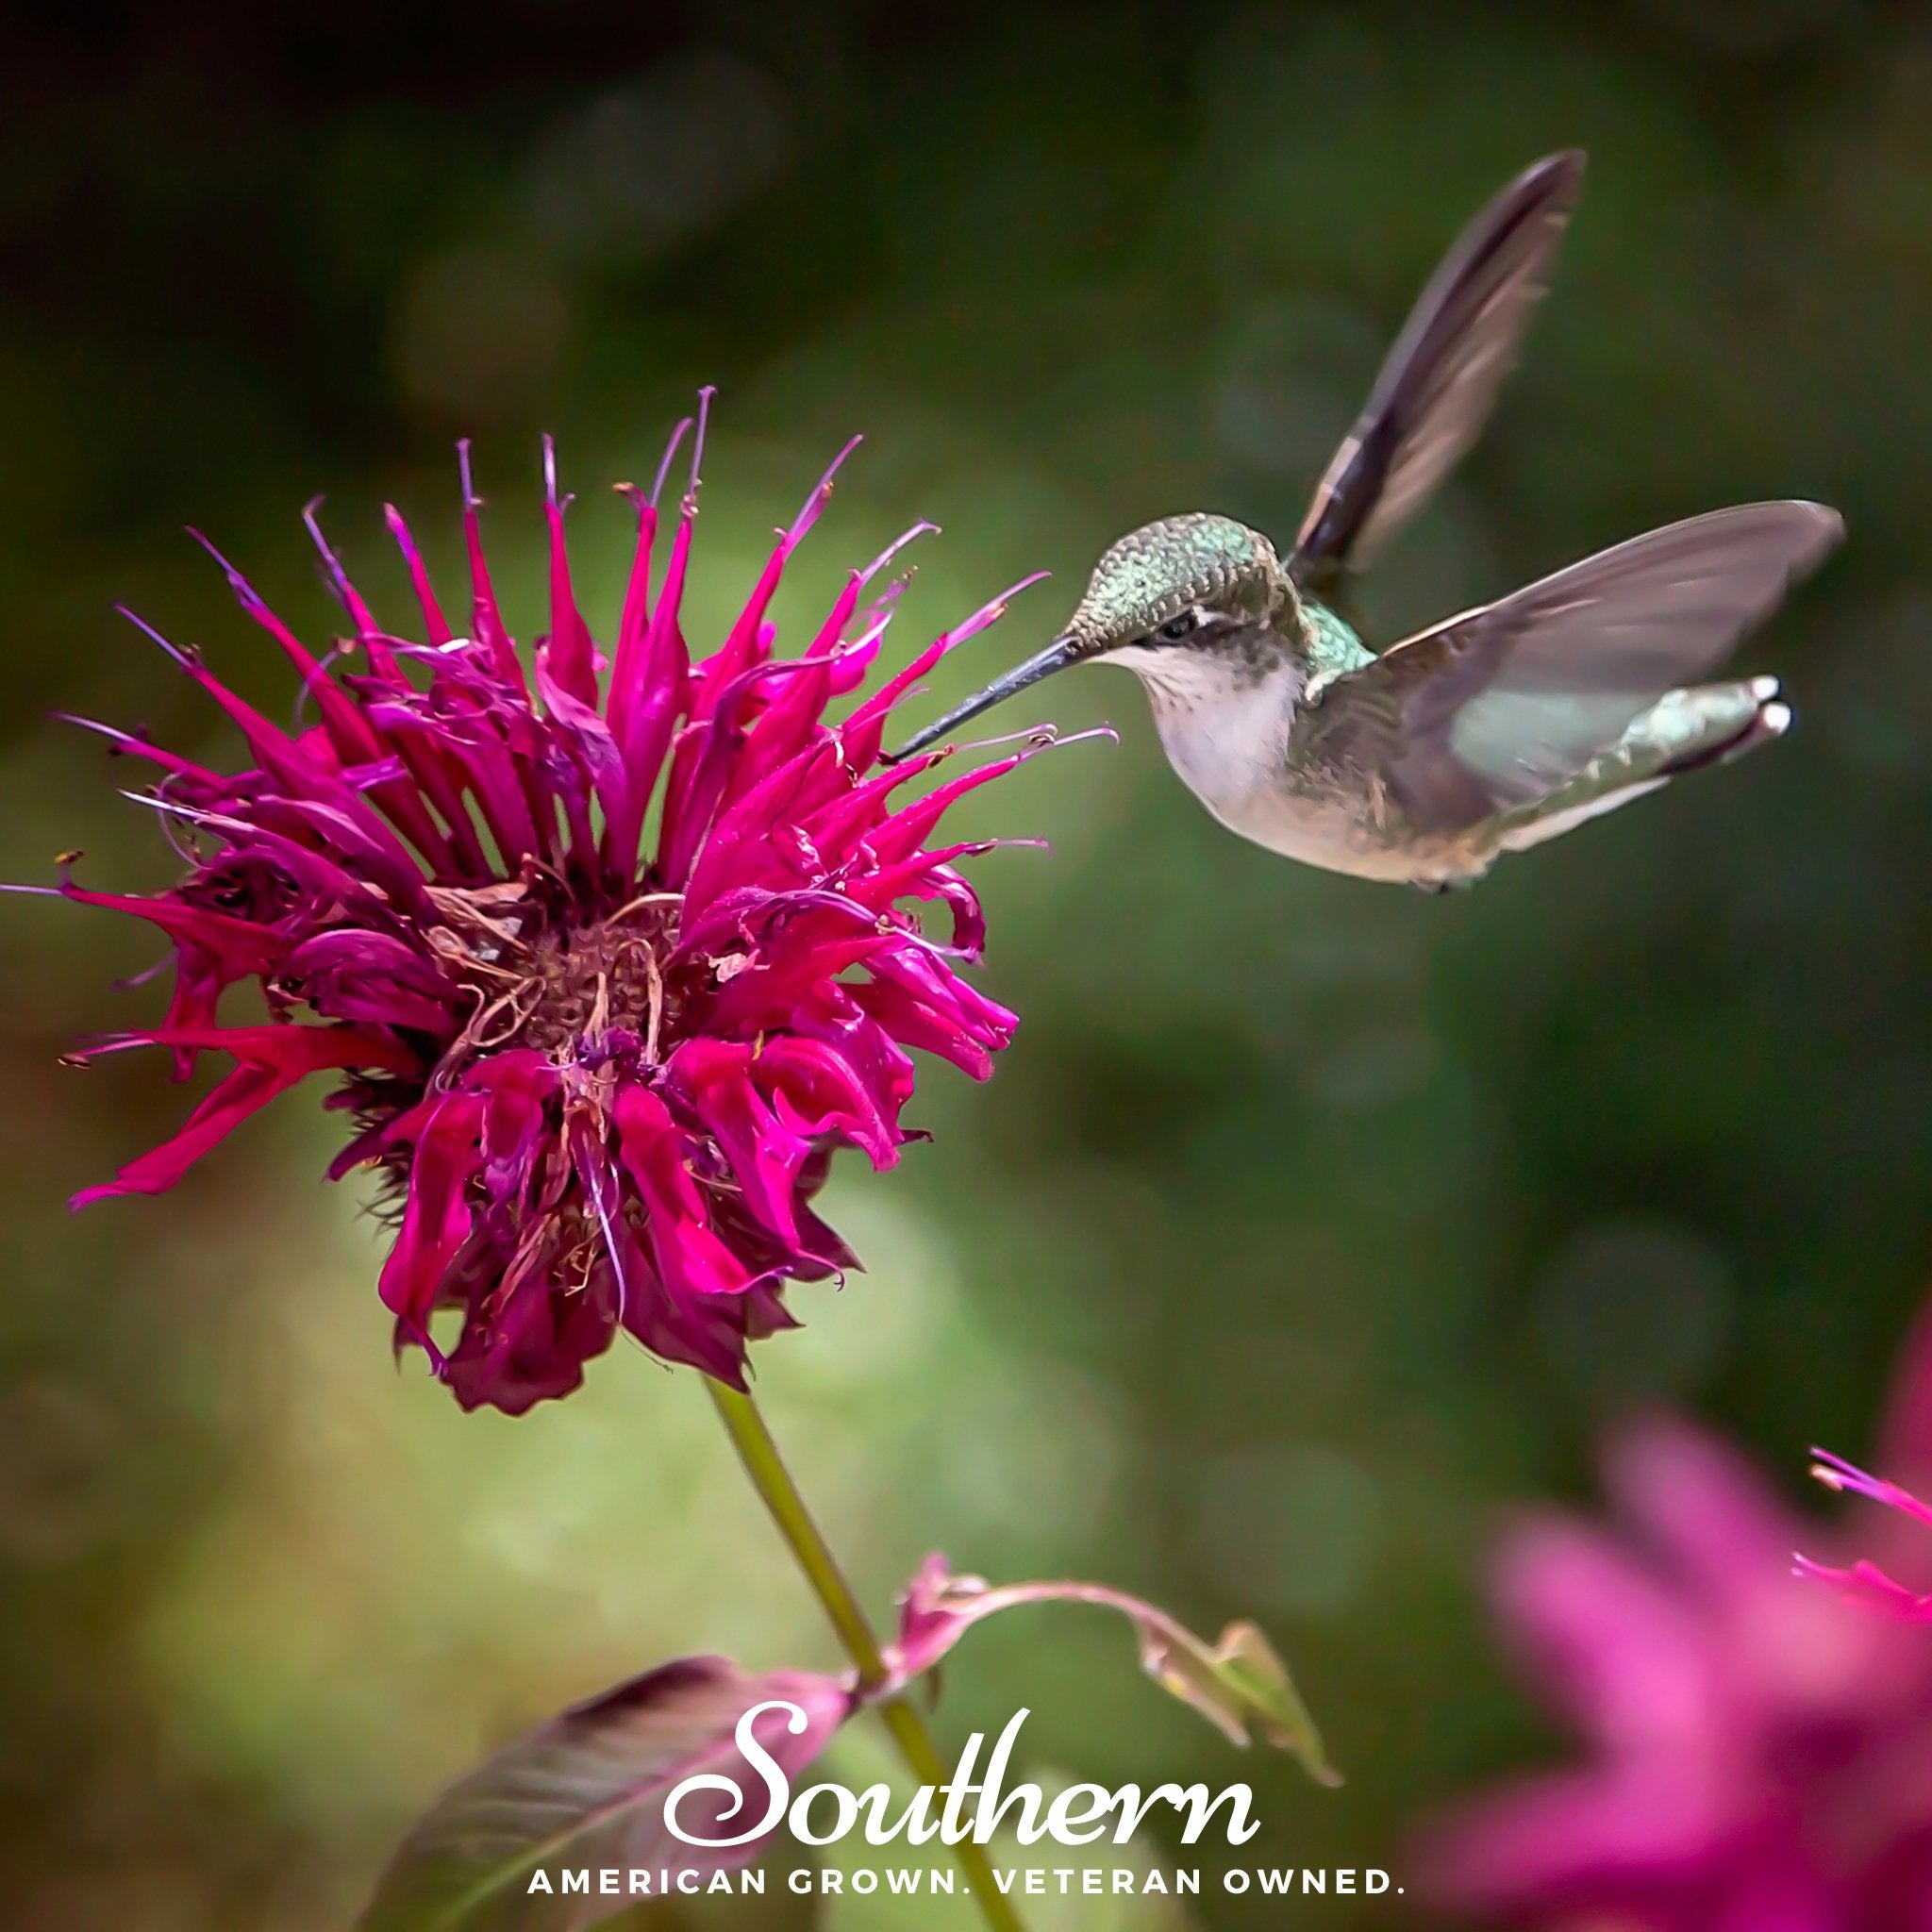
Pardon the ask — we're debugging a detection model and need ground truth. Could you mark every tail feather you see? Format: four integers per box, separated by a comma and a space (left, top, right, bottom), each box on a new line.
1497, 676, 1789, 854
1650, 675, 1791, 775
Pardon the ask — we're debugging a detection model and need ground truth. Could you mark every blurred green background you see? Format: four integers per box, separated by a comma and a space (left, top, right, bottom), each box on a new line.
4, 2, 1930, 1925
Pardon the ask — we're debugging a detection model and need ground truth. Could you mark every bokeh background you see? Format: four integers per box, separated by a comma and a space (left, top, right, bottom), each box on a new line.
5, 1, 1932, 1925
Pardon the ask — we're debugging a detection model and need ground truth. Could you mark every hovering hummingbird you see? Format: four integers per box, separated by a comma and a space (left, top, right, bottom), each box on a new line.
891, 151, 1842, 888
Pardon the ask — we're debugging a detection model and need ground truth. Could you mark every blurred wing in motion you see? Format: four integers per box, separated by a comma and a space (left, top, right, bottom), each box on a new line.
1311, 501, 1843, 832
1291, 150, 1587, 598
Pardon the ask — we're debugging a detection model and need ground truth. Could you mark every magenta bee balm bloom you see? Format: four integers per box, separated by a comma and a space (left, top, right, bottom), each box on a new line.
1412, 1414, 1932, 1927
38, 402, 1050, 1414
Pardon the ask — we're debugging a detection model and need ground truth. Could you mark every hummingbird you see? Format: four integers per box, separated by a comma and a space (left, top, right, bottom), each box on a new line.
890, 151, 1843, 889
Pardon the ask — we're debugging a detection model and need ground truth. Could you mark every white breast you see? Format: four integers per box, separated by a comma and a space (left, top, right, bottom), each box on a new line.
1110, 647, 1439, 881
1110, 644, 1302, 822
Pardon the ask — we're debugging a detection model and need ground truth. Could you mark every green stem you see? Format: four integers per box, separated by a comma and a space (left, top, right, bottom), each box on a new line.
707, 1380, 1027, 1932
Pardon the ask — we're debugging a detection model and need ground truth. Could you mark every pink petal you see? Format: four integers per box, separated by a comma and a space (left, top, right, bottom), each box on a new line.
671, 1041, 810, 1245
378, 1093, 487, 1341
540, 436, 601, 709
612, 1085, 756, 1301
70, 1061, 297, 1208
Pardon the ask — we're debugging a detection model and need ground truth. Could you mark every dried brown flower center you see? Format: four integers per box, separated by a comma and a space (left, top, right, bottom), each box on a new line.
523, 924, 662, 1055
424, 886, 692, 1068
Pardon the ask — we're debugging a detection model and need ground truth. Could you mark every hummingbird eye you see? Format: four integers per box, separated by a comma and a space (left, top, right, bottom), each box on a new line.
1156, 608, 1201, 642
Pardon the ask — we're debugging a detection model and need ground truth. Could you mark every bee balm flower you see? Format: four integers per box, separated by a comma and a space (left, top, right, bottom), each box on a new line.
1412, 1417, 1932, 1927
34, 402, 1053, 1413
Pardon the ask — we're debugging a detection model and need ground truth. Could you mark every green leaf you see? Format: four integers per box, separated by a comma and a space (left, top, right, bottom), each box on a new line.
1141, 1617, 1338, 1782
890, 1557, 1339, 1787
358, 1656, 851, 1932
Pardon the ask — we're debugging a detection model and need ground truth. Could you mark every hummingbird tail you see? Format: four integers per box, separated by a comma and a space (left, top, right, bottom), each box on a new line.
1642, 675, 1792, 776
1495, 676, 1790, 855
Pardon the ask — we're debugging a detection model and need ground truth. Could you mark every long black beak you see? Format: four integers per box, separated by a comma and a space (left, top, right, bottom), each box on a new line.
885, 635, 1082, 761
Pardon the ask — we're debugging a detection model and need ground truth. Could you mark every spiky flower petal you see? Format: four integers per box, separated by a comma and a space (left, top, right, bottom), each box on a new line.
46, 404, 1056, 1413
1796, 1448, 1932, 1619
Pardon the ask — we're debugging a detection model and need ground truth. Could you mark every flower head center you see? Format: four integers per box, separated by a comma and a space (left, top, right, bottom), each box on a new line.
524, 922, 663, 1057
425, 885, 693, 1072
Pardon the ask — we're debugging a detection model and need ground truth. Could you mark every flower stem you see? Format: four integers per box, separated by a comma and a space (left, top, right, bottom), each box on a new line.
707, 1379, 1027, 1932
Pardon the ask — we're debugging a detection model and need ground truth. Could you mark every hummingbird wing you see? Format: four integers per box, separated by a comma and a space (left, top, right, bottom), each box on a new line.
1310, 502, 1842, 833
1290, 150, 1586, 599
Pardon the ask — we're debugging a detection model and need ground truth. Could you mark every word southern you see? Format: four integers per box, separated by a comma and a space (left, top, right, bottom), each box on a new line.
669, 1705, 1263, 1850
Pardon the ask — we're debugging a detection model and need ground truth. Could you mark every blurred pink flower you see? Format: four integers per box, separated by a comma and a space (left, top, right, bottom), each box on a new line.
1413, 1381, 1932, 1928
31, 400, 1057, 1413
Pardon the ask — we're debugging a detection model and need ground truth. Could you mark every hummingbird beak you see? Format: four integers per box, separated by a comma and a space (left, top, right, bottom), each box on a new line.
885, 635, 1082, 762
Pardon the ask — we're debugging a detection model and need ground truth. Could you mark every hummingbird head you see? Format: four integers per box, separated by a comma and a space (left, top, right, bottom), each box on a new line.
889, 514, 1295, 759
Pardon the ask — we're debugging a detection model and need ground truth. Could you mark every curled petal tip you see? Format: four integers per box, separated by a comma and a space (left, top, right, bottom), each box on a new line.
118, 606, 192, 667
961, 570, 1052, 635
682, 387, 714, 514
858, 519, 940, 589
787, 434, 865, 544
185, 525, 239, 580
292, 500, 375, 641
984, 720, 1115, 759
648, 417, 693, 509
1808, 1449, 1870, 1493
